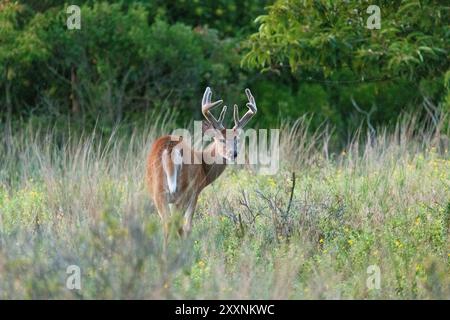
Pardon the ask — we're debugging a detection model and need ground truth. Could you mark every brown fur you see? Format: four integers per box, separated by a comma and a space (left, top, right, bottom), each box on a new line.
146, 134, 227, 237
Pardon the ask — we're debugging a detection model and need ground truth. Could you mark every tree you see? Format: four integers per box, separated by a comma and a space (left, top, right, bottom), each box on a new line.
243, 0, 449, 80
242, 0, 450, 127
0, 1, 47, 126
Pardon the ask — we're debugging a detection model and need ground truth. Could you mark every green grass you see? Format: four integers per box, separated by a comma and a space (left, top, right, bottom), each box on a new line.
0, 115, 449, 299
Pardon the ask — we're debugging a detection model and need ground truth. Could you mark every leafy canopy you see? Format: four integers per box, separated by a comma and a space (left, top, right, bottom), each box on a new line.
243, 0, 449, 82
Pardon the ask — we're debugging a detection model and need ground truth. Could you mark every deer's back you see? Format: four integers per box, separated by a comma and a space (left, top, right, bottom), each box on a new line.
146, 135, 205, 202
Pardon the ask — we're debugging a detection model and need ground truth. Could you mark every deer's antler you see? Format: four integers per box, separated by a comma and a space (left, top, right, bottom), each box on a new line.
233, 88, 257, 130
202, 87, 226, 130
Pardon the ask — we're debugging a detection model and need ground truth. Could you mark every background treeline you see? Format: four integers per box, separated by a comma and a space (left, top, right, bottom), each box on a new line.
0, 0, 449, 138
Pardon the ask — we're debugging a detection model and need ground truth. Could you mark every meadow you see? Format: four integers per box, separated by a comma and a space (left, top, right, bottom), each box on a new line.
0, 113, 448, 299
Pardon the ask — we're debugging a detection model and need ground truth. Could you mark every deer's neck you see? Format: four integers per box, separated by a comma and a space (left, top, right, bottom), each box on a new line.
200, 142, 227, 187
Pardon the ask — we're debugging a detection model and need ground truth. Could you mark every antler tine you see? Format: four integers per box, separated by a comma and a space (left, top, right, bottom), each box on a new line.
218, 105, 227, 123
233, 104, 240, 127
202, 87, 225, 130
233, 88, 257, 129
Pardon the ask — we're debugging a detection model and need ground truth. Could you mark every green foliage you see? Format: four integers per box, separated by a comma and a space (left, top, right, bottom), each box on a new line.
244, 0, 449, 80
248, 80, 337, 129
0, 1, 247, 130
0, 0, 449, 138
150, 0, 272, 36
243, 0, 450, 132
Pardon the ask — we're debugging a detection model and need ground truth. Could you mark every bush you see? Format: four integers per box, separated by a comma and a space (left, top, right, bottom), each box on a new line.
0, 2, 247, 130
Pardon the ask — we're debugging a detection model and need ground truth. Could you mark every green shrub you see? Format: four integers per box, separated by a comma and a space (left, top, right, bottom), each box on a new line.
0, 2, 246, 129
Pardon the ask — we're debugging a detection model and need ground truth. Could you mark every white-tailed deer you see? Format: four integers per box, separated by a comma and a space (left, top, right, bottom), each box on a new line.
146, 87, 257, 239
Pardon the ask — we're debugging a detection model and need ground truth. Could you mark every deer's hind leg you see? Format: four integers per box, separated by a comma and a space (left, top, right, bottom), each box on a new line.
153, 194, 171, 251
174, 194, 198, 237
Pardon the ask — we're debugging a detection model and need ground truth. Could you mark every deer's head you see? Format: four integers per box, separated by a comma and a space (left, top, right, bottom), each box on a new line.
201, 87, 257, 162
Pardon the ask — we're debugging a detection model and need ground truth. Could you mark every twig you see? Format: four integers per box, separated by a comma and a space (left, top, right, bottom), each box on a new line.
286, 172, 296, 216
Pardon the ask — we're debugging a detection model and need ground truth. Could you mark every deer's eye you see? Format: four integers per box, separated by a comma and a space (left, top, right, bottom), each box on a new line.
219, 139, 226, 143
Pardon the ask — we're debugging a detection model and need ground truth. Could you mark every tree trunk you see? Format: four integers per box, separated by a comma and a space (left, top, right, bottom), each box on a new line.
70, 65, 80, 114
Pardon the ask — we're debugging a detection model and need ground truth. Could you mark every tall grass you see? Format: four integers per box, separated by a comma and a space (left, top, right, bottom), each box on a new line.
0, 113, 448, 299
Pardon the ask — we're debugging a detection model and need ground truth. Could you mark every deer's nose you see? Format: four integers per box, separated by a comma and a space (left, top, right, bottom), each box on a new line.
233, 150, 238, 158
